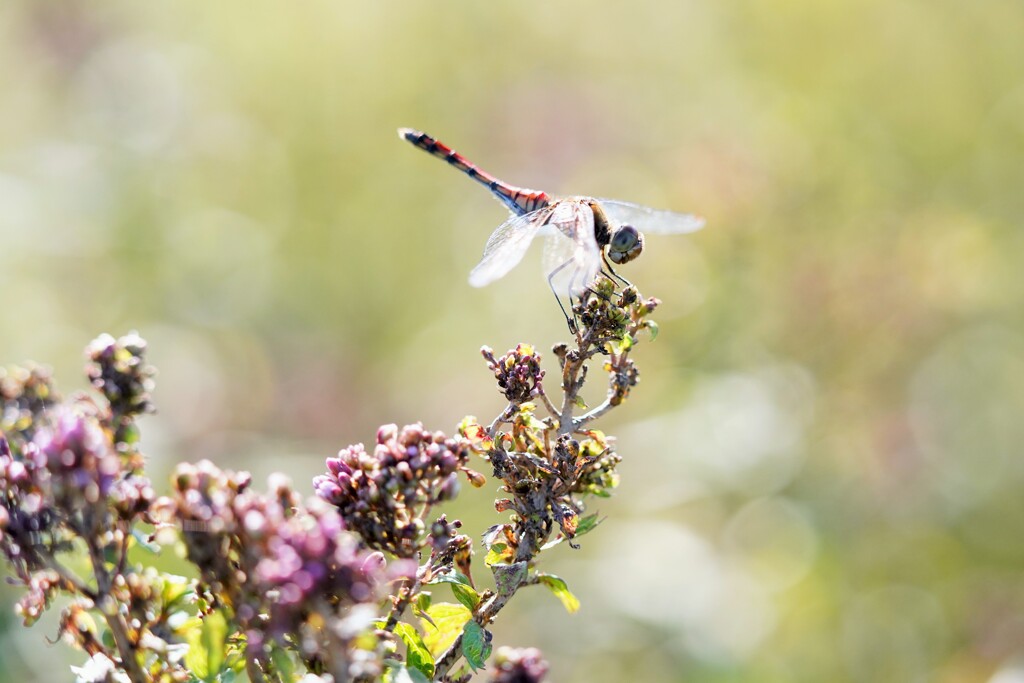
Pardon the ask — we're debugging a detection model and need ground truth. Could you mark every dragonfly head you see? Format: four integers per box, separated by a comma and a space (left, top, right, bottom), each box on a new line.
607, 224, 644, 265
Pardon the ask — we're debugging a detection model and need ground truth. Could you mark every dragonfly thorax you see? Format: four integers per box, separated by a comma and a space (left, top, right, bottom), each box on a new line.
589, 199, 644, 265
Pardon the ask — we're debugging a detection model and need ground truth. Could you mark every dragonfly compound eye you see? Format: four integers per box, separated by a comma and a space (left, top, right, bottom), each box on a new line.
608, 225, 644, 264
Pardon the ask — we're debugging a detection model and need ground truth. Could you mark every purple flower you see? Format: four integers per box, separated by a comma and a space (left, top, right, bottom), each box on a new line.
34, 409, 119, 502
168, 460, 400, 671
490, 647, 550, 683
482, 345, 545, 404
315, 424, 472, 557
84, 332, 154, 419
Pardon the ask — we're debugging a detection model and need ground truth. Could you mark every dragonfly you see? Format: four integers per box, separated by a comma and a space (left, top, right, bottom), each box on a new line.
398, 127, 705, 319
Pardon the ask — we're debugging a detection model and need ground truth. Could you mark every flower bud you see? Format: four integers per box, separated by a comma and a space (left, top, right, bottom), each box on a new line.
376, 424, 398, 444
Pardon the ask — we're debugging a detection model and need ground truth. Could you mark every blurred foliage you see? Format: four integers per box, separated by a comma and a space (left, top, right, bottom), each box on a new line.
1, 0, 1024, 681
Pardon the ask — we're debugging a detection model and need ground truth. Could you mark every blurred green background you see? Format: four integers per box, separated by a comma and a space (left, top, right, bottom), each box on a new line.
2, 1, 1024, 681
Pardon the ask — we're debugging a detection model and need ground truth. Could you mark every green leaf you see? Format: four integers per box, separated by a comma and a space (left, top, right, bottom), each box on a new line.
184, 610, 228, 682
174, 615, 201, 641
268, 644, 296, 681
579, 430, 608, 455
419, 603, 472, 657
224, 651, 247, 676
461, 620, 492, 672
539, 536, 564, 551
536, 573, 581, 614
492, 561, 528, 597
201, 611, 228, 677
384, 663, 431, 683
575, 513, 602, 538
426, 571, 471, 587
484, 543, 513, 567
130, 527, 161, 553
457, 415, 480, 434
101, 628, 116, 650
160, 574, 194, 609
521, 412, 547, 432
540, 513, 603, 550
451, 583, 480, 611
450, 663, 473, 682
644, 320, 659, 342
482, 524, 511, 547
391, 622, 435, 679
119, 421, 141, 445
427, 572, 480, 610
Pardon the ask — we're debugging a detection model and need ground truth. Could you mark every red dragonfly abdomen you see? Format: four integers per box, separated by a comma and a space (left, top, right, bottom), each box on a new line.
399, 128, 551, 216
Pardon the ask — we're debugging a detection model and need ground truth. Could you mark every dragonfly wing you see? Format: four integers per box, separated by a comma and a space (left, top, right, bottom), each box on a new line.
468, 207, 551, 287
542, 200, 602, 296
598, 198, 706, 235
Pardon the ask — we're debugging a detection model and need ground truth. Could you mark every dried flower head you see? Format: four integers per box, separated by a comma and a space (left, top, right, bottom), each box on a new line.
489, 646, 549, 683
167, 460, 405, 674
482, 344, 545, 403
0, 363, 59, 447
314, 423, 475, 558
256, 498, 397, 640
84, 331, 154, 419
0, 406, 154, 581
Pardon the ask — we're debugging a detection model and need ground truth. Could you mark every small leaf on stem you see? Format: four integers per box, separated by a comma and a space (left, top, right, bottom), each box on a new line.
492, 561, 528, 597
427, 572, 481, 610
185, 609, 228, 682
391, 622, 435, 679
461, 620, 493, 672
384, 663, 432, 683
484, 543, 514, 567
536, 573, 581, 614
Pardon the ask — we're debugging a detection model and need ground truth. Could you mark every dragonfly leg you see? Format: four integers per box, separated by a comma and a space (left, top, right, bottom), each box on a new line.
601, 254, 633, 289
575, 270, 607, 303
565, 266, 607, 333
546, 259, 578, 333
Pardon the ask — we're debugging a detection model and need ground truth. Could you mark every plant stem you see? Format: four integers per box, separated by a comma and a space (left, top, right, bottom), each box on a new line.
84, 530, 147, 683
432, 540, 540, 680
558, 354, 585, 436
574, 396, 616, 429
245, 656, 268, 683
39, 554, 98, 603
431, 589, 511, 681
101, 611, 148, 683
383, 575, 421, 633
487, 406, 513, 439
537, 388, 560, 418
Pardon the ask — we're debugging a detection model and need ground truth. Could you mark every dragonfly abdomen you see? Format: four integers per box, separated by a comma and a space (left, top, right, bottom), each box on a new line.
399, 128, 551, 216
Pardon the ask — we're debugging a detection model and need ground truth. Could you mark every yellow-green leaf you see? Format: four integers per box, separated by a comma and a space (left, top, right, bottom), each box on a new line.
419, 603, 472, 657
184, 609, 228, 682
392, 622, 434, 679
384, 663, 431, 683
484, 542, 513, 567
536, 573, 581, 614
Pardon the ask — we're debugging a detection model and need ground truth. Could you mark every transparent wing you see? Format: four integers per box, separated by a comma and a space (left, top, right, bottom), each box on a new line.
468, 207, 552, 287
598, 198, 706, 234
541, 199, 602, 296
